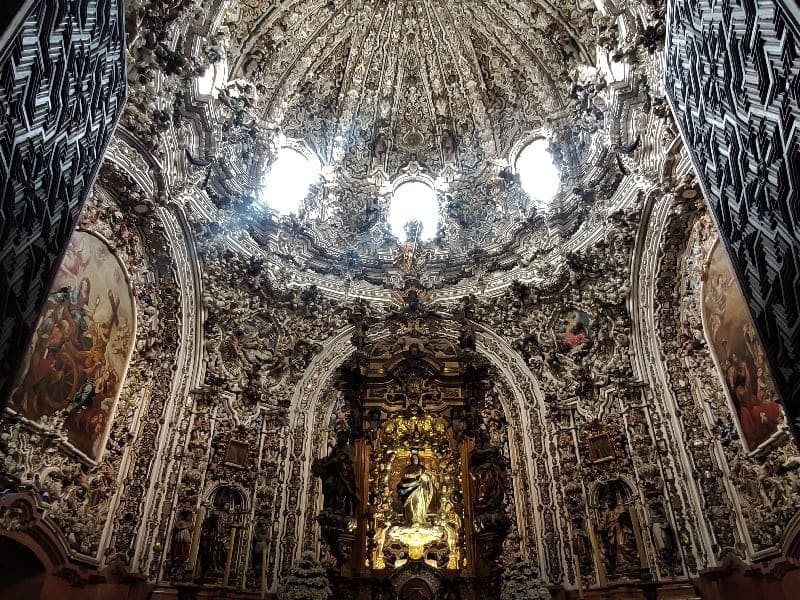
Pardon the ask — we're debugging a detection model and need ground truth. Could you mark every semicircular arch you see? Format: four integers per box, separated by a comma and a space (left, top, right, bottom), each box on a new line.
271, 317, 564, 585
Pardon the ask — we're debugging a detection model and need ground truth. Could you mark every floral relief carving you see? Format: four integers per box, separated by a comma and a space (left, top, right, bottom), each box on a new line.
10, 1, 800, 598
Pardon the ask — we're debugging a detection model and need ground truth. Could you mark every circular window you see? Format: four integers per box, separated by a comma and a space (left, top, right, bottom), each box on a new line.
389, 180, 439, 241
516, 139, 559, 208
260, 148, 320, 215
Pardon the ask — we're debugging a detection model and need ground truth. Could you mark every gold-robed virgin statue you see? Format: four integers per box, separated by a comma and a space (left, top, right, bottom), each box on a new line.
397, 452, 435, 526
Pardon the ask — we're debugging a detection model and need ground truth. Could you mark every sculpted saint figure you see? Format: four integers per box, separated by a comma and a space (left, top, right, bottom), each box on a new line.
397, 452, 434, 526
599, 495, 639, 575
312, 430, 359, 516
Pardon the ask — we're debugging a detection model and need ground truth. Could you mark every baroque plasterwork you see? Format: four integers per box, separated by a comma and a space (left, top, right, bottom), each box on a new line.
14, 0, 800, 597
119, 0, 671, 295
0, 143, 184, 565
629, 163, 800, 573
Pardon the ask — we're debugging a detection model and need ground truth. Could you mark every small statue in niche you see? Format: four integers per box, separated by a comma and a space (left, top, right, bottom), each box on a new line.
196, 488, 242, 582
313, 430, 359, 516
440, 130, 457, 162
251, 519, 268, 564
571, 518, 593, 574
458, 320, 476, 350
349, 307, 369, 351
364, 407, 383, 443
597, 486, 640, 577
397, 242, 422, 273
469, 440, 505, 515
197, 510, 228, 580
170, 510, 194, 561
397, 452, 435, 526
649, 505, 675, 561
468, 429, 510, 538
450, 406, 467, 441
372, 133, 388, 167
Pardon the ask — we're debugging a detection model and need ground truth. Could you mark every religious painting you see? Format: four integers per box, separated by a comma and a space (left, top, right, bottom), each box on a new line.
554, 308, 593, 353
8, 230, 135, 461
587, 434, 614, 462
578, 420, 625, 465
702, 242, 783, 450
223, 439, 250, 469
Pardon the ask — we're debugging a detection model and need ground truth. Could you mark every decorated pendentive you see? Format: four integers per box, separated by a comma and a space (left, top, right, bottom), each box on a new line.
206, 309, 282, 401
553, 308, 593, 354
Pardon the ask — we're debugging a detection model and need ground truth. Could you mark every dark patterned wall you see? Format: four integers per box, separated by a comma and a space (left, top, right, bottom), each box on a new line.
665, 0, 800, 440
0, 2, 29, 40
0, 0, 126, 403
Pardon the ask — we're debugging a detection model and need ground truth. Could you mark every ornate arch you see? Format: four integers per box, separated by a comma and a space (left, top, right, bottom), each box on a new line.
629, 151, 800, 575
271, 316, 561, 587
0, 494, 71, 575
89, 137, 205, 581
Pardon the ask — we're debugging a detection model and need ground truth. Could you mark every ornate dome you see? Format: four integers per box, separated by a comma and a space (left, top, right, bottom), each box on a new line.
185, 0, 629, 291
8, 1, 800, 600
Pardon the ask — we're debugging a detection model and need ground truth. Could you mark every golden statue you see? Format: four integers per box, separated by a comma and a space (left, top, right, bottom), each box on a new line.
396, 241, 421, 273
397, 452, 434, 526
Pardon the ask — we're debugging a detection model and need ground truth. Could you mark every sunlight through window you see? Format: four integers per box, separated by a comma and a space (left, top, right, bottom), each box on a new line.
516, 139, 559, 208
261, 148, 319, 215
389, 180, 439, 241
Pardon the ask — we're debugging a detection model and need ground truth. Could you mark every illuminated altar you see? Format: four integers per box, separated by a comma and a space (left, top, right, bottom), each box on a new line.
312, 289, 513, 598
371, 415, 463, 570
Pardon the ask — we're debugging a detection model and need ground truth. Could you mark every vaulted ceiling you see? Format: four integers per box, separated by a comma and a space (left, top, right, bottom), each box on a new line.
119, 0, 666, 297
224, 0, 589, 176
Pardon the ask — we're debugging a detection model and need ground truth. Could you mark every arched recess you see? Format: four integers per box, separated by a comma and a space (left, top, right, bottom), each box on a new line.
629, 158, 800, 574
192, 484, 250, 585
0, 494, 70, 576
586, 478, 650, 581
0, 536, 47, 597
0, 493, 154, 598
0, 135, 191, 570
271, 317, 561, 588
627, 156, 718, 573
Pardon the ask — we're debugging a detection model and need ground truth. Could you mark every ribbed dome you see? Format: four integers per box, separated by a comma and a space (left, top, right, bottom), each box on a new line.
226, 0, 592, 176
193, 0, 627, 289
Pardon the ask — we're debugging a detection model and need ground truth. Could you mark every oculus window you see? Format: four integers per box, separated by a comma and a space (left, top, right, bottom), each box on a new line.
389, 180, 439, 241
516, 139, 559, 208
261, 148, 320, 215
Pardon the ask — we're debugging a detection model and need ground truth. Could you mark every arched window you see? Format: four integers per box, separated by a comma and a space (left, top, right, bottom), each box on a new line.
260, 148, 320, 215
515, 139, 559, 209
389, 180, 439, 241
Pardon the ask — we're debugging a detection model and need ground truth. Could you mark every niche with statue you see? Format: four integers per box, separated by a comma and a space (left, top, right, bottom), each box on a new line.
592, 480, 648, 582
196, 486, 247, 586
312, 303, 515, 598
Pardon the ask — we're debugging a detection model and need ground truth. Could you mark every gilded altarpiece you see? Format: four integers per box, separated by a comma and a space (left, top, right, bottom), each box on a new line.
370, 414, 463, 572
313, 317, 513, 598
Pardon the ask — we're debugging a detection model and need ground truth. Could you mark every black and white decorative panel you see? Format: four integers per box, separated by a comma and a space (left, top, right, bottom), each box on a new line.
0, 0, 126, 402
665, 0, 800, 438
